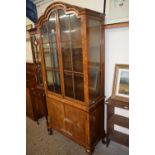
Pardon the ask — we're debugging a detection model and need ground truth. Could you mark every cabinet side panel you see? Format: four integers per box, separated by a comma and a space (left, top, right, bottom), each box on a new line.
26, 88, 34, 119
90, 100, 104, 146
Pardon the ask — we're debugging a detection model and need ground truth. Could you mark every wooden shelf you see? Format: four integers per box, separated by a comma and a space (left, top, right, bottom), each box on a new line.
109, 114, 129, 128
107, 97, 129, 109
109, 130, 129, 147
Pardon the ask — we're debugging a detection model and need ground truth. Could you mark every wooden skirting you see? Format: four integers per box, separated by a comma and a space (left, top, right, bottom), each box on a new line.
104, 22, 129, 29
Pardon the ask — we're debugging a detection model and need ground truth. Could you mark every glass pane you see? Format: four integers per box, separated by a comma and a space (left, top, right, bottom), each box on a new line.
42, 21, 53, 69
52, 44, 59, 69
48, 14, 56, 43
42, 43, 50, 48
64, 72, 74, 98
41, 22, 49, 43
72, 47, 83, 72
46, 71, 54, 91
59, 10, 72, 71
70, 14, 81, 41
46, 71, 61, 94
59, 10, 70, 41
61, 42, 72, 71
44, 52, 53, 68
88, 19, 101, 100
53, 71, 61, 94
74, 73, 84, 101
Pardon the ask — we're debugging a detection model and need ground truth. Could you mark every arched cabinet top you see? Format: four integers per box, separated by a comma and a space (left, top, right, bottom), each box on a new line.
36, 1, 104, 27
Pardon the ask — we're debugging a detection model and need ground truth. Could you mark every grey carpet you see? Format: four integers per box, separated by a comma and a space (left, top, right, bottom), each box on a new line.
26, 117, 129, 155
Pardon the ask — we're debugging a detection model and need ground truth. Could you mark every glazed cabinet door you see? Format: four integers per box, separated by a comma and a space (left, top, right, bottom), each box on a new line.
58, 10, 84, 101
40, 9, 85, 102
64, 105, 88, 145
41, 11, 61, 94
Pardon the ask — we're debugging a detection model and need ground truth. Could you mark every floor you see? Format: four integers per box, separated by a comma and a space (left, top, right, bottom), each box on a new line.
26, 117, 129, 155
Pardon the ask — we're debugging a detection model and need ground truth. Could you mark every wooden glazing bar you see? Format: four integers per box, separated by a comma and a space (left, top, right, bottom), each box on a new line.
80, 14, 89, 104
69, 15, 76, 99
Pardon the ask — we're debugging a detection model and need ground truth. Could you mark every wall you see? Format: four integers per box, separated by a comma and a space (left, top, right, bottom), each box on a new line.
35, 0, 104, 18
104, 27, 129, 134
35, 0, 53, 18
105, 27, 129, 99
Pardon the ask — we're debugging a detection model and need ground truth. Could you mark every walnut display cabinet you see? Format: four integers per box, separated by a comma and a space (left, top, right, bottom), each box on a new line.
36, 2, 105, 154
26, 28, 47, 123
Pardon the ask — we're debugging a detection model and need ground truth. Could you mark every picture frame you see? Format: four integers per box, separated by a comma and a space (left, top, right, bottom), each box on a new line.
105, 0, 129, 24
26, 25, 32, 42
112, 64, 129, 102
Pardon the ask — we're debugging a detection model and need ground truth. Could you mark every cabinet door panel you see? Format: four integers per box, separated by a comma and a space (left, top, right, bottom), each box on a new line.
41, 11, 62, 94
58, 9, 84, 101
64, 105, 87, 145
47, 98, 65, 131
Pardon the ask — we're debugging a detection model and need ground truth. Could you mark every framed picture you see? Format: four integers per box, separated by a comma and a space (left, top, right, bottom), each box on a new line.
105, 0, 129, 24
112, 64, 129, 102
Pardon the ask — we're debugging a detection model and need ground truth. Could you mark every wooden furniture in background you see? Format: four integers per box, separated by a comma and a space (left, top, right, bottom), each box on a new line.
26, 28, 47, 123
106, 97, 129, 147
36, 2, 105, 154
26, 63, 47, 123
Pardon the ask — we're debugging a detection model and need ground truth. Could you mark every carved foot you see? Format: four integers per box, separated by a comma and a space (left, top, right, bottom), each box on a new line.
85, 147, 94, 155
106, 138, 110, 147
48, 128, 53, 135
85, 149, 92, 155
102, 137, 107, 144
